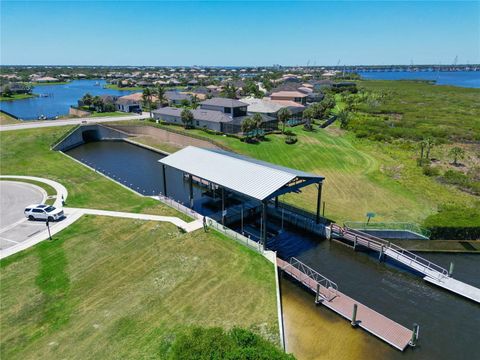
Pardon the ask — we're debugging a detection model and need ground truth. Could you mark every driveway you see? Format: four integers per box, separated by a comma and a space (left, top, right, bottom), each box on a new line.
0, 181, 48, 250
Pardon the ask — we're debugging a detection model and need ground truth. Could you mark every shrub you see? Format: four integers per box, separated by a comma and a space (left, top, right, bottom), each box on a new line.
423, 204, 480, 239
422, 165, 440, 177
285, 135, 297, 144
166, 327, 294, 360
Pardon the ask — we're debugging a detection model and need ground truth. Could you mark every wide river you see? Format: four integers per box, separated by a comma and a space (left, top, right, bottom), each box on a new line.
358, 70, 480, 88
0, 79, 135, 120
66, 140, 480, 360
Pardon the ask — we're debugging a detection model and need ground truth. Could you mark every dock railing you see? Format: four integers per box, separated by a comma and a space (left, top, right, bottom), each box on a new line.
388, 242, 449, 279
344, 221, 431, 238
285, 257, 338, 301
332, 224, 449, 280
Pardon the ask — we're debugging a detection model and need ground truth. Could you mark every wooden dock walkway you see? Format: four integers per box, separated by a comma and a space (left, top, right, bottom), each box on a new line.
278, 258, 414, 351
330, 224, 480, 304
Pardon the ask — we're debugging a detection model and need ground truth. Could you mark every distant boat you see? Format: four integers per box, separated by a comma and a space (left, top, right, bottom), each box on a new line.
94, 81, 100, 86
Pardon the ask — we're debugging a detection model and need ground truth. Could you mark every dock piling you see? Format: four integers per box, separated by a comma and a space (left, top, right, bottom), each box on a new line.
315, 283, 321, 304
409, 323, 420, 347
351, 303, 358, 327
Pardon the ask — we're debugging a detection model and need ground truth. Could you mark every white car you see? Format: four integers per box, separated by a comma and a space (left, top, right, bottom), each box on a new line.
24, 204, 64, 222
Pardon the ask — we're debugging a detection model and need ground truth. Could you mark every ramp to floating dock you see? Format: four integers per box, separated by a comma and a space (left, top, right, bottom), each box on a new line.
278, 258, 413, 351
331, 224, 480, 304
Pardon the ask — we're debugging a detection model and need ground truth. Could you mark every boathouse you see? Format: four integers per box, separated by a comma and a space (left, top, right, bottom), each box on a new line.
159, 146, 326, 246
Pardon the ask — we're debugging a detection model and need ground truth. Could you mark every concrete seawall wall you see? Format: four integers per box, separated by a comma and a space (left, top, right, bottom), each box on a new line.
53, 124, 130, 151
107, 125, 221, 150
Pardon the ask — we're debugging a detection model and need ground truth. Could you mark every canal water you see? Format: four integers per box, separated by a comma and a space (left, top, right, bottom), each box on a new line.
66, 140, 479, 360
0, 79, 135, 120
358, 70, 480, 88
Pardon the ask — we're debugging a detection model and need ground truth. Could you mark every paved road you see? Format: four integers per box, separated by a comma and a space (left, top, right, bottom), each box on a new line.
0, 113, 150, 132
0, 181, 47, 250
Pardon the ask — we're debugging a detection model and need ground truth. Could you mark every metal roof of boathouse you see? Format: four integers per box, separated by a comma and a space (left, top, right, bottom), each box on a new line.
159, 146, 324, 201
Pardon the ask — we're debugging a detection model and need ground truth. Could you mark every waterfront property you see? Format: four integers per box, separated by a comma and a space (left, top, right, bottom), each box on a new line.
0, 79, 136, 119
153, 97, 277, 133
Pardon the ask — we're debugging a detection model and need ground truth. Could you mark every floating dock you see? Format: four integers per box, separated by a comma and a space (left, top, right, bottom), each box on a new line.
331, 224, 480, 304
278, 258, 414, 351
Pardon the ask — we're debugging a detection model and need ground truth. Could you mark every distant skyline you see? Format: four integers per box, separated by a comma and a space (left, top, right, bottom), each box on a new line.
1, 1, 479, 66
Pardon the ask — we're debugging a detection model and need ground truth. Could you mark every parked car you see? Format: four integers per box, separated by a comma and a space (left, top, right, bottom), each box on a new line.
24, 204, 64, 221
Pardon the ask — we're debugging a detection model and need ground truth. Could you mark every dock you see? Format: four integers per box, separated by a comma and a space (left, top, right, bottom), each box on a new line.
331, 224, 480, 304
278, 258, 414, 351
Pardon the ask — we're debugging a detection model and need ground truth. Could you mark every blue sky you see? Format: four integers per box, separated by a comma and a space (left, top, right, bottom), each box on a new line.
1, 1, 479, 66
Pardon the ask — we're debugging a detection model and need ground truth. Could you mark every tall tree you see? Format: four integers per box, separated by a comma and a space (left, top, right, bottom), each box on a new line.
155, 85, 166, 107
82, 93, 93, 106
277, 108, 291, 134
221, 83, 238, 99
181, 108, 194, 129
302, 107, 314, 130
142, 88, 153, 118
252, 113, 263, 132
449, 147, 465, 166
241, 117, 255, 141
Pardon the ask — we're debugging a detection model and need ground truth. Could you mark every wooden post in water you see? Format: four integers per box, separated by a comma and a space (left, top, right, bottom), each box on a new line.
409, 323, 420, 347
351, 304, 358, 327
353, 235, 357, 250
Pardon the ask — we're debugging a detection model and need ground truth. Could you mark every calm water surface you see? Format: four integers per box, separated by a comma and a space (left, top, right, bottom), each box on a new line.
0, 79, 135, 120
358, 70, 480, 88
67, 140, 480, 360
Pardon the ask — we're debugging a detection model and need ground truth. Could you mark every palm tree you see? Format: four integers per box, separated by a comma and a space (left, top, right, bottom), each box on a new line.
303, 107, 314, 131
155, 85, 166, 107
337, 109, 350, 129
252, 113, 263, 132
142, 88, 153, 118
449, 146, 465, 166
181, 108, 194, 129
241, 117, 255, 142
425, 137, 435, 160
277, 108, 291, 134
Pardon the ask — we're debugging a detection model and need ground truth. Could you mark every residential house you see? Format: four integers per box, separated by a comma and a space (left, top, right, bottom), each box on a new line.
270, 90, 308, 105
153, 97, 275, 133
165, 91, 192, 106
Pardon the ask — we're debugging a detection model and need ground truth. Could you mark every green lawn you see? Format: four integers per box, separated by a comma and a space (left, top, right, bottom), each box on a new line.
0, 216, 278, 359
0, 93, 37, 101
0, 126, 183, 217
31, 82, 69, 86
88, 111, 131, 117
132, 120, 478, 226
104, 84, 143, 91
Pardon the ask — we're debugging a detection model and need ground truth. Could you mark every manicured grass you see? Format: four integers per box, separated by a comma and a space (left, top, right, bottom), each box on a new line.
0, 216, 278, 359
104, 84, 143, 91
0, 93, 37, 101
0, 112, 20, 125
88, 111, 131, 118
31, 82, 69, 86
0, 126, 183, 217
159, 122, 480, 230
127, 121, 478, 226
